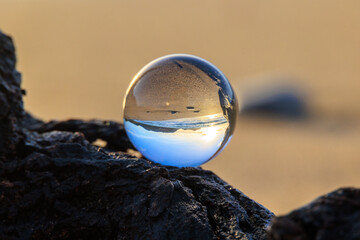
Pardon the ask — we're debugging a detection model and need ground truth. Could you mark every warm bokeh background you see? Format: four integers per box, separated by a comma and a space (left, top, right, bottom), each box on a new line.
1, 0, 359, 215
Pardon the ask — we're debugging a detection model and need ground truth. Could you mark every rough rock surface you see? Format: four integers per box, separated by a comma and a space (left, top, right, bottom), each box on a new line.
0, 31, 274, 239
0, 31, 24, 161
23, 114, 133, 152
268, 188, 360, 240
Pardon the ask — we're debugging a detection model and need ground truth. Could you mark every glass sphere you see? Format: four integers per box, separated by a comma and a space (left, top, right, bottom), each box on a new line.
123, 54, 238, 167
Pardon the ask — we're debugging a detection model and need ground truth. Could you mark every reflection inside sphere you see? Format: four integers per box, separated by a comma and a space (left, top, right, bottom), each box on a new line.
123, 54, 237, 167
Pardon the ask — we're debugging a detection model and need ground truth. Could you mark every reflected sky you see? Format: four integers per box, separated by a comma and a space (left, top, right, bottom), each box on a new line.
124, 114, 230, 167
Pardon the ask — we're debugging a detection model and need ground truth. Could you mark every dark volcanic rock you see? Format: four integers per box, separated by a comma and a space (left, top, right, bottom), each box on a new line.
268, 188, 360, 240
0, 31, 24, 161
24, 114, 134, 152
0, 31, 274, 239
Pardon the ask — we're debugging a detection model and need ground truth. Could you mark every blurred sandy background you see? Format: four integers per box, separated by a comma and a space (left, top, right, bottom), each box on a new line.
1, 0, 360, 215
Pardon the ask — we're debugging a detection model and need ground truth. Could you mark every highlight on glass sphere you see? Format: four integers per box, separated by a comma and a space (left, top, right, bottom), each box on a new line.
123, 54, 238, 167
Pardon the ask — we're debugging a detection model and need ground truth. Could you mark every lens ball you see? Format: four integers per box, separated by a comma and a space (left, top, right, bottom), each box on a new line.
123, 54, 237, 167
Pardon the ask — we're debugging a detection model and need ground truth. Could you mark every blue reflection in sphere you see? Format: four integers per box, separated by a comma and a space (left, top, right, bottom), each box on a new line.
123, 54, 237, 167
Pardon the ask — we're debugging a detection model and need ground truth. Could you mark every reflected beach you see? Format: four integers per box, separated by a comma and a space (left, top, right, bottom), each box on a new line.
124, 113, 231, 167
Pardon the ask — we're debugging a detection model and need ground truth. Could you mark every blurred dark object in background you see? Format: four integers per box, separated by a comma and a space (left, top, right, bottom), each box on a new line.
235, 76, 307, 120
